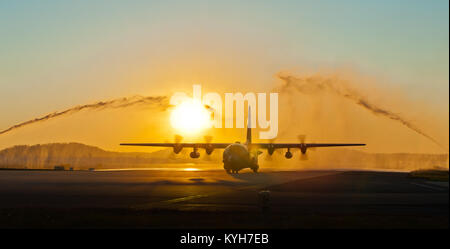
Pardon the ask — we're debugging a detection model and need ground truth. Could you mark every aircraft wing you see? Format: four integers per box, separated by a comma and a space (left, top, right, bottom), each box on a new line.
251, 143, 366, 148
120, 143, 230, 148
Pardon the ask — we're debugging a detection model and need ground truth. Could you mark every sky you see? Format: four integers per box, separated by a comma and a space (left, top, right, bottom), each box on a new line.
0, 0, 448, 153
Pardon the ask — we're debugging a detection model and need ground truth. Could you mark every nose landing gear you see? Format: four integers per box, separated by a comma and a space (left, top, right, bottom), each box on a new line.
225, 168, 240, 174
224, 165, 259, 174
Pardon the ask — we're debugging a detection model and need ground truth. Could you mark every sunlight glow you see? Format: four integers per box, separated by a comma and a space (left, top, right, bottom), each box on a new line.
170, 100, 212, 135
183, 168, 200, 171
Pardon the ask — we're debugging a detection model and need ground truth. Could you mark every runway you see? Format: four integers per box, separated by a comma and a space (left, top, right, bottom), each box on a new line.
0, 167, 447, 228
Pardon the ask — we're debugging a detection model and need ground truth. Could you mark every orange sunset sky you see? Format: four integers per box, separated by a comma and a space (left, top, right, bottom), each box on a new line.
0, 0, 448, 154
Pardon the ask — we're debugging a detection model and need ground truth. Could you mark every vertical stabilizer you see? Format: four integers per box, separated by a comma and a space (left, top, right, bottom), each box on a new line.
246, 106, 252, 145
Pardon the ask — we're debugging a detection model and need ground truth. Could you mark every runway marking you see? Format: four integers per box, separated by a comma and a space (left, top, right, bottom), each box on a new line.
131, 171, 339, 210
132, 194, 212, 210
410, 182, 446, 191
162, 194, 209, 204
425, 181, 449, 188
131, 186, 261, 210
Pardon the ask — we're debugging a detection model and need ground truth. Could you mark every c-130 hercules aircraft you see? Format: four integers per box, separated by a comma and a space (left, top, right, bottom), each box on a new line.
121, 108, 365, 173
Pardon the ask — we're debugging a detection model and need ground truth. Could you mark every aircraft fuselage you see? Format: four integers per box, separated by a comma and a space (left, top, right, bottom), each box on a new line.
222, 143, 258, 173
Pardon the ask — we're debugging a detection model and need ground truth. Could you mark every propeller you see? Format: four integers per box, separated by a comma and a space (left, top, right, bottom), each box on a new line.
172, 134, 184, 155
175, 134, 183, 144
298, 134, 316, 151
298, 135, 306, 144
204, 135, 213, 143
165, 138, 178, 159
264, 139, 274, 161
263, 139, 283, 161
264, 151, 273, 161
204, 135, 214, 157
298, 134, 309, 160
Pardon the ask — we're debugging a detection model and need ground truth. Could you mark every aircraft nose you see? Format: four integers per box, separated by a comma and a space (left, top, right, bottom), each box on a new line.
225, 155, 233, 163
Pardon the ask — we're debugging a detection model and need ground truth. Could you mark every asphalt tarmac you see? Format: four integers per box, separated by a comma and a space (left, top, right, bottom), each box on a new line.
0, 168, 447, 228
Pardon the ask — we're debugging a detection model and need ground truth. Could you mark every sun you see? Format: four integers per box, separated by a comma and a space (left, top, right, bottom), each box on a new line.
170, 100, 212, 135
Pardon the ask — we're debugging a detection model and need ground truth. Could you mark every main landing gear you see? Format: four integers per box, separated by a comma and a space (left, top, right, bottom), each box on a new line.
225, 168, 258, 174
